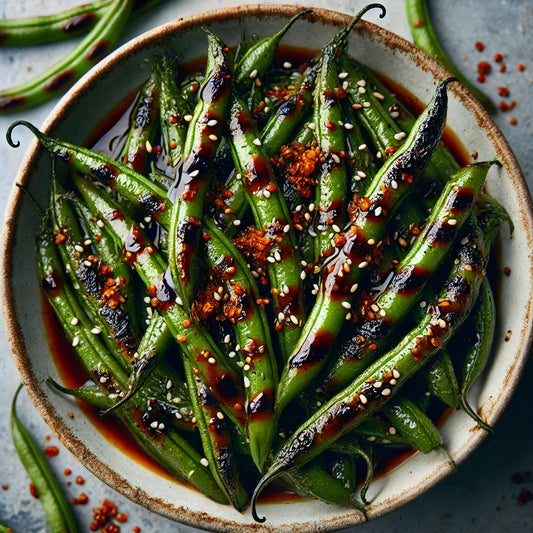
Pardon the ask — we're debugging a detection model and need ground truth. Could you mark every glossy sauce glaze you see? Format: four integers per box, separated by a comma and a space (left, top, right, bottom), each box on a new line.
43, 45, 475, 499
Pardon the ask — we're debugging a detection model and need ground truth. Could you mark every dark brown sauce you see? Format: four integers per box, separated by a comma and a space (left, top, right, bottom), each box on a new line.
44, 44, 476, 499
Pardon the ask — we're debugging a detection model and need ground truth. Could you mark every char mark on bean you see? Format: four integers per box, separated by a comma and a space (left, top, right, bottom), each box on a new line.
63, 13, 96, 33
86, 39, 110, 62
44, 69, 76, 93
92, 163, 118, 183
138, 192, 165, 214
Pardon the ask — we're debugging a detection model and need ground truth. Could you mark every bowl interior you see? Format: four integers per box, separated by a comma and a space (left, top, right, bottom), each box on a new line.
2, 5, 532, 532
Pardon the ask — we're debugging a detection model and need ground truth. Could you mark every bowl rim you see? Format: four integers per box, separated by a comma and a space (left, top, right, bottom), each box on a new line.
2, 4, 533, 532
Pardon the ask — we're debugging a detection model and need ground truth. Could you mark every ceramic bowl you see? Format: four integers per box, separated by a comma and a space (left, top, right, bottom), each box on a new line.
2, 4, 533, 532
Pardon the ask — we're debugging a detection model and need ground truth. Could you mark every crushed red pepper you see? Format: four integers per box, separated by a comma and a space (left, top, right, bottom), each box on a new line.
232, 226, 274, 271
29, 482, 39, 499
44, 446, 59, 458
475, 41, 485, 52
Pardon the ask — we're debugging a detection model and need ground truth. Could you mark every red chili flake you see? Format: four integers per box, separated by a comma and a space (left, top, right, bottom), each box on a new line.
500, 63, 507, 73
494, 53, 503, 62
518, 63, 525, 71
509, 117, 518, 125
471, 151, 479, 160
45, 435, 51, 442
44, 446, 59, 458
518, 487, 532, 506
477, 74, 486, 84
116, 513, 128, 523
72, 493, 89, 505
2, 484, 8, 490
504, 267, 512, 276
326, 120, 335, 131
29, 483, 39, 499
475, 41, 485, 51
499, 100, 517, 112
169, 115, 178, 124
64, 468, 72, 476
498, 87, 510, 97
133, 527, 141, 533
76, 476, 85, 485
477, 61, 491, 75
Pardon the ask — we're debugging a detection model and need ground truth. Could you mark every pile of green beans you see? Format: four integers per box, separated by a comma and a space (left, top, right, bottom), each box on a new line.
7, 5, 511, 520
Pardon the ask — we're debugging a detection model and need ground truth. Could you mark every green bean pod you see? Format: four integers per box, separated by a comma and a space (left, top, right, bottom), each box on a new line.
424, 349, 460, 408
151, 55, 189, 167
121, 73, 159, 174
0, 0, 135, 112
203, 218, 277, 471
11, 385, 79, 533
228, 94, 305, 359
234, 9, 313, 93
6, 120, 172, 228
275, 78, 456, 413
48, 379, 115, 410
168, 29, 232, 306
382, 396, 441, 453
251, 218, 488, 522
406, 0, 495, 112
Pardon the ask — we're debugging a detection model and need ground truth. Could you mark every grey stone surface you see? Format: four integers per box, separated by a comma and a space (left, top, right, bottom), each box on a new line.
0, 1, 532, 531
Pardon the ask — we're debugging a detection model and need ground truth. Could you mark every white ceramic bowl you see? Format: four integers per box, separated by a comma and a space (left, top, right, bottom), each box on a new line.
2, 5, 533, 532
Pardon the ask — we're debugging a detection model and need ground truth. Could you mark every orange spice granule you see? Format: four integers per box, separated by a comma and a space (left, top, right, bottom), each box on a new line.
518, 63, 525, 71
232, 226, 274, 270
494, 53, 503, 62
498, 87, 510, 97
44, 446, 59, 458
475, 41, 485, 51
266, 84, 294, 103
271, 141, 323, 198
477, 61, 491, 75
500, 63, 507, 73
90, 499, 121, 531
191, 281, 223, 322
509, 117, 517, 125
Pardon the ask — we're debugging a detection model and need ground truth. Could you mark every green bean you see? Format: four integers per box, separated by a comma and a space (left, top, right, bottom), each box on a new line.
48, 379, 115, 410
11, 385, 78, 533
406, 0, 495, 113
424, 349, 460, 408
382, 396, 441, 453
0, 0, 166, 47
0, 0, 135, 112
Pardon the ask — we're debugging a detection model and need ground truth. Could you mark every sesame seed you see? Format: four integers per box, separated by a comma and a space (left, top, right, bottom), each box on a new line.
207, 119, 218, 127
438, 319, 447, 329
448, 218, 457, 226
176, 295, 184, 306
373, 91, 385, 100
357, 79, 366, 87
374, 206, 382, 217
394, 131, 406, 141
388, 426, 397, 435
393, 369, 401, 379
244, 376, 251, 388
158, 422, 165, 430
233, 219, 241, 226
360, 394, 368, 404
284, 224, 291, 233
70, 317, 79, 326
264, 106, 270, 113
342, 81, 349, 91
345, 313, 352, 321
331, 153, 341, 164
96, 219, 105, 228
72, 336, 79, 347
379, 309, 387, 317
358, 87, 367, 94
253, 138, 262, 146
224, 334, 231, 344
274, 250, 282, 262
358, 261, 369, 269
307, 122, 316, 130
357, 170, 367, 179
243, 364, 251, 371
277, 312, 285, 322
283, 61, 293, 69
382, 388, 391, 396
389, 379, 397, 385
228, 351, 236, 358
358, 143, 367, 151
175, 412, 182, 419
300, 271, 306, 280
290, 314, 299, 325
263, 189, 271, 198
213, 292, 221, 301
91, 327, 101, 335
150, 421, 158, 429
341, 301, 351, 309
363, 102, 371, 108
339, 71, 349, 79
308, 228, 317, 237
390, 111, 400, 119
367, 436, 377, 442
207, 357, 216, 365
74, 244, 84, 253
344, 122, 354, 130
200, 458, 209, 467
267, 256, 276, 263
145, 140, 153, 153
350, 283, 359, 293
250, 69, 258, 78
391, 180, 398, 189
332, 224, 341, 233
208, 134, 218, 142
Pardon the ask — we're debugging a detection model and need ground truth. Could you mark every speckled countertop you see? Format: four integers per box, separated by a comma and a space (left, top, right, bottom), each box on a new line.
0, 1, 532, 532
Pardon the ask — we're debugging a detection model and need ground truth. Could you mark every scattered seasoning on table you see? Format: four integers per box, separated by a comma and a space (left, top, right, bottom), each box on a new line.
44, 446, 59, 458
64, 468, 72, 476
72, 492, 89, 505
504, 267, 511, 276
90, 499, 127, 532
509, 117, 517, 125
475, 41, 485, 51
498, 87, 510, 97
494, 53, 503, 63
518, 63, 525, 71
2, 484, 8, 490
133, 527, 141, 533
471, 151, 479, 160
499, 63, 507, 73
518, 487, 532, 506
76, 476, 85, 485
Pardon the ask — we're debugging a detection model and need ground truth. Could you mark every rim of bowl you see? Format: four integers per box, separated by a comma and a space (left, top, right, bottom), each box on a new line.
2, 4, 533, 532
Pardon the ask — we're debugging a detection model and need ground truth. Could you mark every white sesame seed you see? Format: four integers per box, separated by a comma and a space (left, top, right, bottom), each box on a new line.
389, 426, 397, 435
224, 334, 231, 344
207, 119, 218, 127
158, 422, 165, 430
208, 134, 218, 142
96, 219, 105, 228
243, 364, 251, 372
360, 394, 368, 404
274, 250, 282, 262
339, 71, 349, 79
382, 388, 391, 396
263, 189, 271, 198
283, 61, 293, 69
253, 138, 262, 146
390, 111, 400, 119
357, 170, 367, 179
358, 87, 367, 94
393, 369, 401, 379
331, 153, 341, 164
72, 336, 79, 347
188, 169, 200, 178
363, 102, 371, 108
144, 216, 152, 223
372, 91, 385, 101
357, 79, 366, 87
250, 69, 258, 78
350, 283, 359, 293
145, 140, 153, 153
341, 301, 351, 309
358, 143, 367, 151
91, 327, 101, 335
74, 244, 84, 253
448, 218, 457, 226
150, 421, 158, 429
379, 309, 387, 317
184, 114, 193, 122
307, 122, 316, 130
391, 180, 398, 189
208, 357, 216, 365
267, 256, 276, 263
389, 379, 397, 385
71, 317, 79, 326
308, 228, 317, 237
394, 131, 407, 141
300, 271, 306, 280
228, 351, 236, 358
176, 295, 184, 306
345, 312, 352, 321
374, 206, 382, 217
358, 261, 369, 269
332, 224, 341, 233
244, 376, 251, 388
175, 412, 183, 419
309, 203, 315, 212
233, 219, 241, 226
277, 312, 285, 322
200, 458, 209, 467
213, 292, 221, 301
